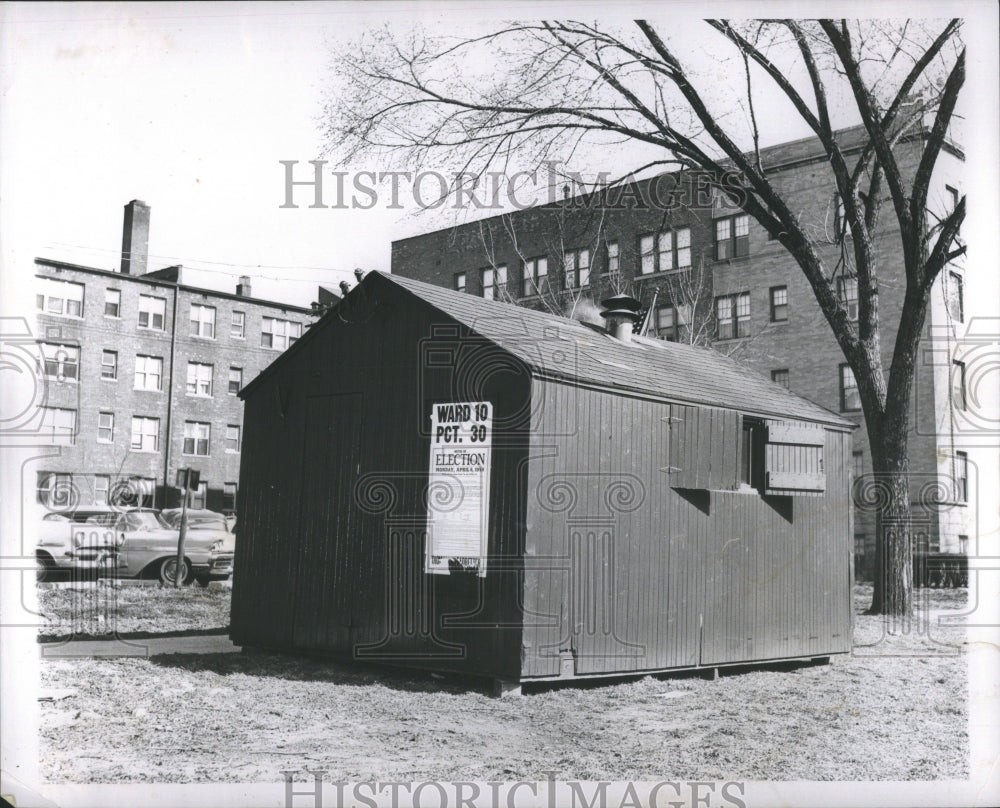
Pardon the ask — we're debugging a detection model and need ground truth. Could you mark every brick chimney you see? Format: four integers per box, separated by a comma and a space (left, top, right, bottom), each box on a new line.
120, 200, 150, 275
236, 276, 252, 297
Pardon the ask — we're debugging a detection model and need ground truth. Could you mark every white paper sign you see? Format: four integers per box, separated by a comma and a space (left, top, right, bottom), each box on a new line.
426, 401, 492, 576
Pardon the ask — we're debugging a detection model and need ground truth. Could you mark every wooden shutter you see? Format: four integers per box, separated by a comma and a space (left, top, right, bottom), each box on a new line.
666, 404, 739, 490
764, 420, 826, 495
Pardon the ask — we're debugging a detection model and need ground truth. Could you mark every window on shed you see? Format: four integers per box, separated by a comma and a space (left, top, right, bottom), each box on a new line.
763, 420, 826, 495
739, 418, 765, 489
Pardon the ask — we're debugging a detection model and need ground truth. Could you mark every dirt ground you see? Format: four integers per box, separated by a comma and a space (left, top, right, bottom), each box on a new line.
38, 584, 968, 783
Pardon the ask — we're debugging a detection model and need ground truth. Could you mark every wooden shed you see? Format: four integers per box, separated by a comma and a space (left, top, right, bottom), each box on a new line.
232, 271, 855, 691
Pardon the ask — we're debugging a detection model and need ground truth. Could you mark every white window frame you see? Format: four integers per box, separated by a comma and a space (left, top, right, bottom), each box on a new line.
97, 411, 114, 443
186, 362, 214, 397
261, 317, 302, 350
101, 350, 118, 380
130, 416, 160, 453
183, 421, 211, 456
190, 304, 216, 339
40, 407, 77, 445
137, 294, 166, 330
105, 289, 121, 318
228, 366, 243, 396
40, 343, 80, 382
134, 354, 163, 392
522, 257, 547, 296
37, 277, 85, 318
231, 310, 246, 339
563, 249, 590, 289
225, 424, 241, 453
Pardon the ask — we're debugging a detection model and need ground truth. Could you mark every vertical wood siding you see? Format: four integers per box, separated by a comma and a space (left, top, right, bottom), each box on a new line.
523, 379, 852, 679
232, 293, 531, 679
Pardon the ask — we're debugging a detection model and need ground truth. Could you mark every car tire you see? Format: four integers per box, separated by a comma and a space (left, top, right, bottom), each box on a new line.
158, 557, 192, 586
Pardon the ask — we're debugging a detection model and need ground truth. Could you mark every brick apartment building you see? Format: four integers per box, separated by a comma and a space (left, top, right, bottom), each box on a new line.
33, 200, 323, 514
391, 126, 974, 573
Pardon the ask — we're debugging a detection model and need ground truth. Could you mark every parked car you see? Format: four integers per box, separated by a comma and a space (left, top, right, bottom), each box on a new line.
160, 508, 235, 585
34, 507, 161, 581
66, 508, 234, 585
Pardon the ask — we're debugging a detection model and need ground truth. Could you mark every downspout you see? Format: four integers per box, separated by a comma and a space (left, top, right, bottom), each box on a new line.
162, 282, 179, 507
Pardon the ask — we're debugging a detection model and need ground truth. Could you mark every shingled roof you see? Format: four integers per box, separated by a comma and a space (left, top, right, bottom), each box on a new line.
380, 273, 851, 427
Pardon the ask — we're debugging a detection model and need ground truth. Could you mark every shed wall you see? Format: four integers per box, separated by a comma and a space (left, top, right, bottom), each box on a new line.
232, 294, 532, 678
522, 378, 852, 679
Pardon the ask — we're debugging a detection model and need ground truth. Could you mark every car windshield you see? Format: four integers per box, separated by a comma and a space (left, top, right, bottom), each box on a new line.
161, 510, 227, 531
122, 512, 167, 531
84, 514, 119, 527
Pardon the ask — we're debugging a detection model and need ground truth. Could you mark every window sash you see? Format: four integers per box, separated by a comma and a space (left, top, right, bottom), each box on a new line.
522, 258, 547, 295
97, 412, 114, 442
948, 272, 964, 322
130, 417, 159, 452
41, 343, 80, 380
840, 365, 861, 411
640, 235, 656, 275
225, 425, 241, 452
952, 361, 966, 410
183, 422, 211, 455
838, 277, 859, 320
105, 290, 121, 317
41, 408, 77, 444
138, 295, 166, 329
231, 311, 245, 338
186, 363, 213, 396
101, 350, 118, 380
190, 305, 216, 338
229, 367, 243, 395
134, 355, 163, 391
454, 273, 466, 292
38, 279, 85, 317
607, 242, 619, 274
770, 287, 788, 322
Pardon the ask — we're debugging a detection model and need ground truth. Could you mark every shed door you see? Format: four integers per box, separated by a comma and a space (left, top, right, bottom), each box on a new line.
292, 393, 363, 652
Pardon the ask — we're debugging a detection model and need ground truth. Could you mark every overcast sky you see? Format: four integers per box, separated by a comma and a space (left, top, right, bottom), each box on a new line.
0, 1, 993, 309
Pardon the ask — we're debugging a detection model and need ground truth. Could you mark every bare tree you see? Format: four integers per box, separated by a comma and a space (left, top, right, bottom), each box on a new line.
325, 19, 966, 616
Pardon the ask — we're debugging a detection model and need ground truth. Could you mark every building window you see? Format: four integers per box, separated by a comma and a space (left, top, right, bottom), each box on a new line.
769, 286, 788, 322
261, 317, 302, 350
37, 277, 85, 317
223, 482, 238, 512
105, 289, 121, 318
36, 472, 73, 507
186, 362, 213, 397
656, 303, 690, 342
834, 194, 852, 241
190, 304, 216, 338
840, 364, 861, 412
101, 350, 118, 380
225, 424, 241, 453
954, 451, 968, 502
183, 421, 211, 456
771, 369, 790, 388
190, 482, 208, 510
563, 249, 590, 289
714, 214, 750, 260
231, 310, 246, 339
130, 416, 160, 453
454, 272, 466, 293
482, 265, 507, 300
958, 534, 968, 554
947, 271, 964, 322
134, 354, 163, 391
137, 294, 166, 330
952, 360, 966, 410
40, 407, 77, 445
640, 228, 692, 275
715, 292, 750, 340
94, 475, 110, 505
97, 412, 114, 443
946, 185, 960, 234
522, 258, 547, 296
228, 366, 243, 395
852, 450, 864, 480
837, 276, 859, 321
604, 240, 621, 274
40, 343, 80, 382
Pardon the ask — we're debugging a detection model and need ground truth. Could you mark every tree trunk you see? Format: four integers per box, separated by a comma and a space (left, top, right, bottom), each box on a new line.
867, 428, 913, 618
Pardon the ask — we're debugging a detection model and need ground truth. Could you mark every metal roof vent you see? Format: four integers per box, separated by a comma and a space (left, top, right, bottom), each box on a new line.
599, 294, 643, 342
